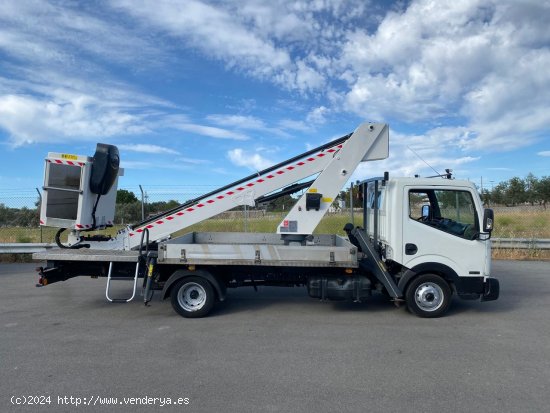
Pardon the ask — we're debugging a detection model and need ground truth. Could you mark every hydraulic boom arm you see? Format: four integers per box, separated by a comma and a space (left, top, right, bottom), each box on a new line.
61, 122, 388, 250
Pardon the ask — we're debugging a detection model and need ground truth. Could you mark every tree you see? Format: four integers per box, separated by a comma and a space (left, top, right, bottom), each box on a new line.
14, 207, 39, 227
506, 177, 526, 206
116, 189, 139, 204
265, 194, 296, 212
480, 188, 491, 206
0, 203, 16, 227
487, 174, 547, 206
535, 176, 550, 209
524, 173, 539, 206
148, 200, 180, 213
490, 182, 507, 205
114, 201, 141, 224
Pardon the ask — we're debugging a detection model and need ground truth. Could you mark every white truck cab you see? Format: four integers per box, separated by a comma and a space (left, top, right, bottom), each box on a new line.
360, 175, 497, 316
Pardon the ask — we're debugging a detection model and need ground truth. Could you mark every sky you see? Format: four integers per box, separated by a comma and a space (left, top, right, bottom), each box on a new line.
0, 0, 549, 200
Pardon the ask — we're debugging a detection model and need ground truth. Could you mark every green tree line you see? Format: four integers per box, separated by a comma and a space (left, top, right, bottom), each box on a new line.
481, 174, 550, 208
0, 205, 39, 228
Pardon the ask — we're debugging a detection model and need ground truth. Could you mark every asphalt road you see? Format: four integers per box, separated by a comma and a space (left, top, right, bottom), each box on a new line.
1, 260, 549, 413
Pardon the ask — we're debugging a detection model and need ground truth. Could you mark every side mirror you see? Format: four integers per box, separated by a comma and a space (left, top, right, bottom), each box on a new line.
421, 204, 431, 219
483, 208, 494, 234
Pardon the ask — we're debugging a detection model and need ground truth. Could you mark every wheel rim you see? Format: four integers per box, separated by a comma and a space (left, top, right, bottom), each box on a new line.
177, 282, 207, 312
414, 282, 444, 312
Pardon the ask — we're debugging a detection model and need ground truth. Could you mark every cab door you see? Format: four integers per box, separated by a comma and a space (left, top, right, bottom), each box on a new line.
401, 186, 488, 278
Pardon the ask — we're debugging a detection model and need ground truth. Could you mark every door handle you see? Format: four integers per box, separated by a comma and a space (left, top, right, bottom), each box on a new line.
405, 243, 418, 255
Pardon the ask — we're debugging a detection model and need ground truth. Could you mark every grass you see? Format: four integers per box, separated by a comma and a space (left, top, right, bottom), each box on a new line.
172, 213, 354, 238
492, 209, 550, 239
2, 211, 549, 241
1, 210, 548, 260
492, 248, 550, 261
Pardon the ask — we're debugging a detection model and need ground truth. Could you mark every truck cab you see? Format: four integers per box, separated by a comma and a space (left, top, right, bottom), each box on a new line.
362, 176, 498, 316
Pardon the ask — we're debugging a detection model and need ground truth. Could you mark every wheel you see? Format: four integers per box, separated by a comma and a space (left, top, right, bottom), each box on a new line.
170, 277, 215, 318
405, 274, 452, 318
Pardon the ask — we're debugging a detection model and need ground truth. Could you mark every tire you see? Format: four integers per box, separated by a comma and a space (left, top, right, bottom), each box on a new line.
170, 277, 215, 318
405, 274, 452, 318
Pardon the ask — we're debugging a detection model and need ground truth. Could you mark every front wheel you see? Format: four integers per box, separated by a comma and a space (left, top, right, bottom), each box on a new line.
405, 274, 452, 318
170, 277, 215, 318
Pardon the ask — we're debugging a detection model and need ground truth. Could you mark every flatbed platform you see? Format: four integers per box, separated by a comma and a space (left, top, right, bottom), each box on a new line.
33, 249, 140, 262
159, 232, 359, 268
33, 232, 359, 268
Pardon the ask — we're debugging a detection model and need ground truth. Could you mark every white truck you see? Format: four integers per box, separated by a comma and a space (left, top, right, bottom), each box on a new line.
33, 123, 499, 318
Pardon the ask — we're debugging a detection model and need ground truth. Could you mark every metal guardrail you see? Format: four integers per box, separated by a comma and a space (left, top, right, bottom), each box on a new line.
0, 243, 56, 254
491, 238, 550, 250
1, 238, 549, 254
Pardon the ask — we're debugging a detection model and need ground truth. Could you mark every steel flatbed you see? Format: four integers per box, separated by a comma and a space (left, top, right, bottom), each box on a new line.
34, 249, 140, 262
158, 232, 359, 268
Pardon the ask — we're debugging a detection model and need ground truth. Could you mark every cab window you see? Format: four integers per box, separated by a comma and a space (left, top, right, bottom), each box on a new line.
409, 189, 479, 239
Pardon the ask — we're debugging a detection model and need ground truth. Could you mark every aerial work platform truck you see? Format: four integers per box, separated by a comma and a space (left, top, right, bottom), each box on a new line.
33, 123, 499, 318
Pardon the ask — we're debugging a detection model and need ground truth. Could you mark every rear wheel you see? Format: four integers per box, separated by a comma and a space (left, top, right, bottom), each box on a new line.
170, 277, 215, 318
405, 274, 451, 318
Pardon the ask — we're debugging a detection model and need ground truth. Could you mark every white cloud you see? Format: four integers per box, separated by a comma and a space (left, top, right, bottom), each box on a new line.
354, 148, 479, 181
341, 1, 497, 119
0, 94, 149, 146
278, 119, 310, 132
111, 0, 344, 92
173, 122, 249, 141
350, 128, 482, 181
0, 1, 174, 146
462, 49, 550, 150
227, 148, 273, 170
0, 0, 548, 174
206, 114, 266, 130
306, 106, 329, 124
206, 114, 292, 139
0, 72, 250, 145
176, 157, 211, 165
338, 0, 550, 151
118, 144, 179, 155
538, 151, 550, 157
0, 0, 162, 69
294, 60, 326, 91
113, 0, 293, 82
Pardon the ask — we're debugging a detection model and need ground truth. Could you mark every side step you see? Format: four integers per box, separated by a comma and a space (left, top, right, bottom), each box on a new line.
105, 261, 140, 303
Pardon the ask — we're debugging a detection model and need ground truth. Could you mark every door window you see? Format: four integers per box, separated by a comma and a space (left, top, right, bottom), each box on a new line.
409, 189, 479, 239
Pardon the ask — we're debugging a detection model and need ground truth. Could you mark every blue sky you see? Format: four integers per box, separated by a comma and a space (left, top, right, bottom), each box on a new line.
0, 0, 549, 198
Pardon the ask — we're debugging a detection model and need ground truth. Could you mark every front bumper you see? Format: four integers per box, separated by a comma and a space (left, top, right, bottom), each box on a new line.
456, 276, 500, 301
481, 277, 500, 301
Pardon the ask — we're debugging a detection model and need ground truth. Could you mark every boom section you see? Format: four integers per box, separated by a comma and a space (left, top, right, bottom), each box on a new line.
277, 123, 388, 235
115, 122, 387, 249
